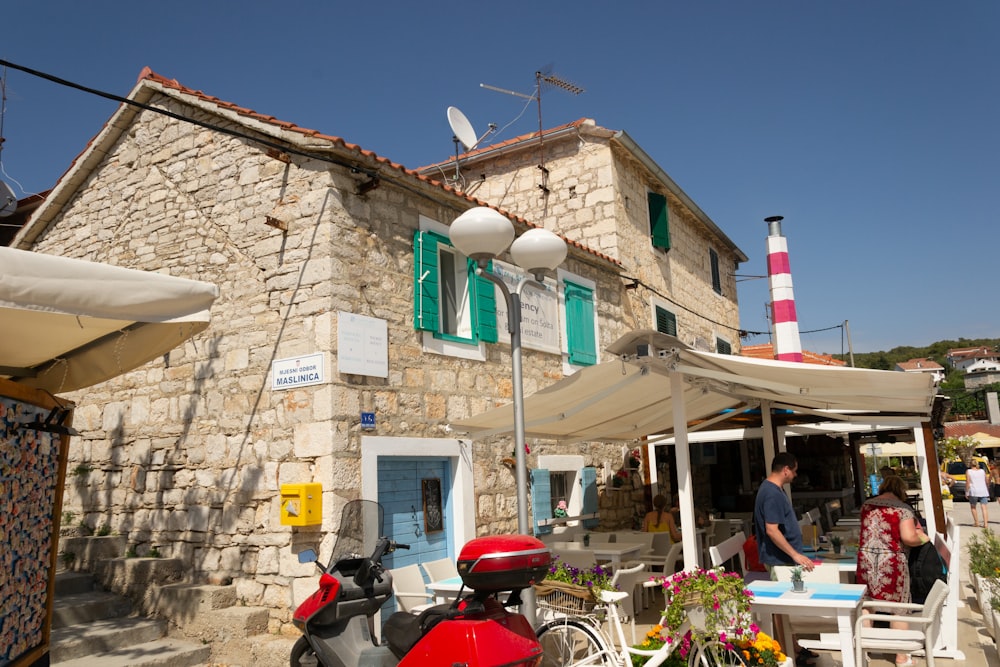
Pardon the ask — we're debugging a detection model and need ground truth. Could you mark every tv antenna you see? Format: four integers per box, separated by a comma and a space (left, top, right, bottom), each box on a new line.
480, 69, 584, 196
0, 67, 16, 217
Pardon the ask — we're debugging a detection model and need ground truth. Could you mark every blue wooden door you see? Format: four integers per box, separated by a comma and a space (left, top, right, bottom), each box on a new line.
377, 457, 452, 614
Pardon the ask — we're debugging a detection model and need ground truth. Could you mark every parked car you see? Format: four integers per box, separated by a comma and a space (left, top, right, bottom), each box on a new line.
941, 456, 990, 501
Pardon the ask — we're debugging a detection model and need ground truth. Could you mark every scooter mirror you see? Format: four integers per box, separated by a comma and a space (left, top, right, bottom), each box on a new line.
297, 549, 318, 564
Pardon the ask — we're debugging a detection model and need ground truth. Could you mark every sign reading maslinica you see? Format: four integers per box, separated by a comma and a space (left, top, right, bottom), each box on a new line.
271, 352, 325, 390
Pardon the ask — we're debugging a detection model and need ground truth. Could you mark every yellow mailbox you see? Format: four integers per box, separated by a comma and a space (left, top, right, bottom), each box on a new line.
280, 483, 322, 526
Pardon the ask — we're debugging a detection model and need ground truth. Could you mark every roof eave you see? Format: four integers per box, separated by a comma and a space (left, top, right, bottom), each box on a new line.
612, 130, 749, 264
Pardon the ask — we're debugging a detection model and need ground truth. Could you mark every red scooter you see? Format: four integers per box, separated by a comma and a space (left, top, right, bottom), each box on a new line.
291, 499, 551, 667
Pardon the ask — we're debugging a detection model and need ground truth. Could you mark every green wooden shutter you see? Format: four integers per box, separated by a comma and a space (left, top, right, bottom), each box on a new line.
472, 260, 498, 344
565, 280, 597, 366
581, 467, 599, 529
413, 230, 439, 332
531, 468, 553, 536
648, 192, 671, 251
655, 305, 677, 337
710, 248, 722, 294
716, 338, 732, 355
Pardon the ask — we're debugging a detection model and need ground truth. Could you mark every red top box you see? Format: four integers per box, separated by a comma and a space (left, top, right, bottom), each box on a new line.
457, 535, 551, 592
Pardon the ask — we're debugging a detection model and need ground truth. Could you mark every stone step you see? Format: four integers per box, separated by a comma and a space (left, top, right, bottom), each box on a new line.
176, 605, 270, 642
154, 583, 238, 624
50, 616, 167, 662
53, 638, 211, 667
59, 535, 128, 570
52, 590, 132, 628
54, 570, 97, 596
202, 632, 299, 667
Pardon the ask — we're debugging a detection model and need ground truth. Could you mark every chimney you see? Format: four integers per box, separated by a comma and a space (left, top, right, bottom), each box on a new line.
987, 391, 1000, 425
765, 216, 803, 362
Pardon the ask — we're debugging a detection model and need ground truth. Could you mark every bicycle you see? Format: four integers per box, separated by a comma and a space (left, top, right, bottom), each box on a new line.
534, 579, 743, 667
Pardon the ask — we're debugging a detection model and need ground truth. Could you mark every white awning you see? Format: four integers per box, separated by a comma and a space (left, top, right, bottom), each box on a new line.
453, 330, 937, 442
452, 329, 938, 570
0, 247, 219, 393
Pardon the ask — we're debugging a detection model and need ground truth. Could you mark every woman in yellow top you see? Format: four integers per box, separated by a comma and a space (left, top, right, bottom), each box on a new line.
643, 494, 682, 542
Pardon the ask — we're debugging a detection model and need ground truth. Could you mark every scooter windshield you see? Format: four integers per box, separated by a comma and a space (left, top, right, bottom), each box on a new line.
327, 499, 383, 569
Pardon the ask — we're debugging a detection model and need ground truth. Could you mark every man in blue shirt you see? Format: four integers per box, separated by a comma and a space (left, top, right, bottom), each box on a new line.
754, 452, 815, 573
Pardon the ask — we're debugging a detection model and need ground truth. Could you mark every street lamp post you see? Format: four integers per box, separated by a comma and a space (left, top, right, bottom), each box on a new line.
449, 206, 567, 623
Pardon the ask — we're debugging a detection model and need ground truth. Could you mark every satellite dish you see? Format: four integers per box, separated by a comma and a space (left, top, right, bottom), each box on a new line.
0, 181, 16, 217
447, 106, 479, 151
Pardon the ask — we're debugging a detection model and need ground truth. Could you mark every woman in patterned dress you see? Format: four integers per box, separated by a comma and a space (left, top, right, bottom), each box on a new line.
856, 475, 929, 666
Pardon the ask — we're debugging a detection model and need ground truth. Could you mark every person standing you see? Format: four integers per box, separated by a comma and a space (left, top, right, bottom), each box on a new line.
967, 459, 990, 527
754, 452, 816, 667
754, 452, 815, 574
856, 475, 928, 667
990, 460, 1000, 512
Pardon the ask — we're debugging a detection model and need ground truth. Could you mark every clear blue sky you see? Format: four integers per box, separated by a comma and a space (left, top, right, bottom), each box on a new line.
2, 1, 996, 354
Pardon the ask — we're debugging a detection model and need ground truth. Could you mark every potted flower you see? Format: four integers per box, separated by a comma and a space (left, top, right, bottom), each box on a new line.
790, 566, 805, 592
660, 567, 754, 644
735, 630, 789, 667
613, 469, 630, 488
829, 535, 843, 554
553, 500, 568, 518
628, 448, 642, 470
536, 555, 616, 613
629, 625, 690, 667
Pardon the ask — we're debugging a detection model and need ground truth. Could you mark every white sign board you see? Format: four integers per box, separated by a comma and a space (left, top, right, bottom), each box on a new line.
271, 352, 325, 390
337, 312, 389, 378
492, 261, 561, 354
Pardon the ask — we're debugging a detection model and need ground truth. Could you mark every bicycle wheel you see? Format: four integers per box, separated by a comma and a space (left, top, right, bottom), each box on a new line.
687, 639, 743, 667
535, 618, 615, 667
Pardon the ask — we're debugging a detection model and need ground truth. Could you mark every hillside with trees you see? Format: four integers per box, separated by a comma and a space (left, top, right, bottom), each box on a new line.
840, 338, 1000, 420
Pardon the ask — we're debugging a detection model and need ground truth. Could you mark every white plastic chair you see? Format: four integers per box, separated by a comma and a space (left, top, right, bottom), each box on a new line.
389, 563, 434, 613
420, 557, 458, 583
609, 562, 647, 644
854, 579, 948, 667
708, 530, 746, 572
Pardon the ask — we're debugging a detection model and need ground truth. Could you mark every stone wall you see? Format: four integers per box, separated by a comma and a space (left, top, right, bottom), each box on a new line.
31, 91, 632, 628
451, 119, 743, 352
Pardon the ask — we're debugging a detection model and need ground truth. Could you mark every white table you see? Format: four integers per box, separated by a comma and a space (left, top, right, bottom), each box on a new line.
748, 580, 866, 667
426, 575, 465, 603
548, 541, 644, 567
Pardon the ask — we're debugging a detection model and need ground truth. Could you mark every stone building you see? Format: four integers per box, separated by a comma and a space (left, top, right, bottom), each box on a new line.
421, 118, 747, 355
12, 69, 746, 626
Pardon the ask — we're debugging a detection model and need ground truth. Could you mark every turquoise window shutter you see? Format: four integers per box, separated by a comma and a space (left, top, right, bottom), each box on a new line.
565, 281, 597, 366
581, 467, 599, 529
472, 259, 499, 344
648, 192, 671, 250
413, 230, 440, 332
531, 468, 553, 535
655, 305, 677, 337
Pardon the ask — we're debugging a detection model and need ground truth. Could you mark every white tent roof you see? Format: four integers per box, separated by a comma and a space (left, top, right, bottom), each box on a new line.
0, 247, 219, 393
453, 330, 938, 570
453, 330, 937, 442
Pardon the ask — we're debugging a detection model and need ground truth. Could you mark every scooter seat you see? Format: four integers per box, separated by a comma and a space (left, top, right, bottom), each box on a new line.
384, 604, 454, 659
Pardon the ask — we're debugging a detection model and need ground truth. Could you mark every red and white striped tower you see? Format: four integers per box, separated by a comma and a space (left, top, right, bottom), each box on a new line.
765, 215, 803, 362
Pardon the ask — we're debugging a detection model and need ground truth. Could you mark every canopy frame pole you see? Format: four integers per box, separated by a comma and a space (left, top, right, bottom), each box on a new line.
671, 370, 697, 570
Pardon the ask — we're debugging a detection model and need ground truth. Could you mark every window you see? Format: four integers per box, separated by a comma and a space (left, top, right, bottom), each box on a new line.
716, 337, 732, 355
413, 229, 497, 344
710, 248, 722, 295
531, 465, 599, 535
655, 305, 677, 337
563, 279, 597, 366
648, 191, 671, 251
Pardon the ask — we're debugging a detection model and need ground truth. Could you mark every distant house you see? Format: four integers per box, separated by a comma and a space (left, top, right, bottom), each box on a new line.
947, 346, 999, 371
740, 343, 846, 366
965, 358, 1000, 390
895, 358, 946, 384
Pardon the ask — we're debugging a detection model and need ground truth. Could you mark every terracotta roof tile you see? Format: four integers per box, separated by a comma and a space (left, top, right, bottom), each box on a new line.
896, 358, 944, 372
77, 68, 619, 271
740, 343, 847, 366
